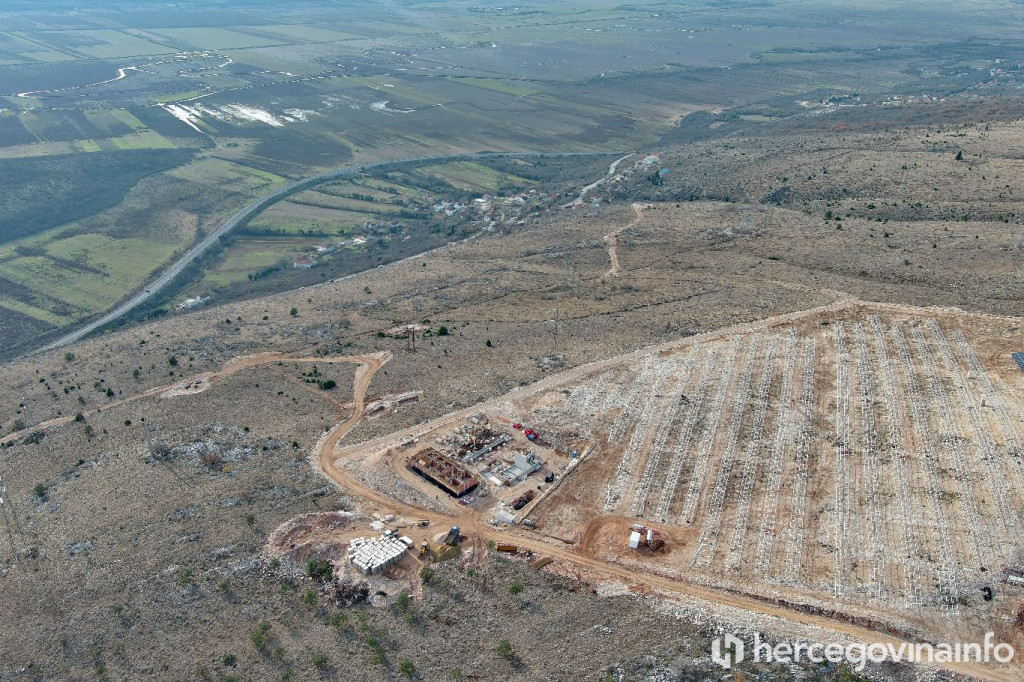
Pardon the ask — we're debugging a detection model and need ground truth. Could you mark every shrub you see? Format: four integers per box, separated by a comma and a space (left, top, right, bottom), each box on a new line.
317, 379, 337, 391
399, 659, 415, 677
250, 621, 272, 651
301, 588, 318, 608
508, 581, 524, 596
32, 483, 46, 499
306, 558, 333, 582
497, 639, 514, 661
222, 653, 237, 667
289, 307, 298, 317
311, 651, 328, 671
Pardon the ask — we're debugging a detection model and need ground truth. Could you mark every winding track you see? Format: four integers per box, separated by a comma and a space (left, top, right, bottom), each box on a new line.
603, 202, 648, 277
25, 150, 626, 358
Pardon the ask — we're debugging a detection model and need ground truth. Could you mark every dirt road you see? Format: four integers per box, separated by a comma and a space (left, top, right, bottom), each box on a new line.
603, 202, 648, 278
564, 152, 635, 208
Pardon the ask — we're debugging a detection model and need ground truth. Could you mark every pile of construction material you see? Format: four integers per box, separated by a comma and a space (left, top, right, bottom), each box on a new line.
348, 530, 413, 575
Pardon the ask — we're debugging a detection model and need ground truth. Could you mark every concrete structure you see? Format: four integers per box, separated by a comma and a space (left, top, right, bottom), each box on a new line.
407, 448, 478, 497
498, 451, 543, 484
348, 530, 413, 575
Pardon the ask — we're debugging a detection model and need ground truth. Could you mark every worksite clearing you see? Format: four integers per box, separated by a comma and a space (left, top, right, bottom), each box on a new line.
305, 300, 1024, 680
8, 294, 1023, 679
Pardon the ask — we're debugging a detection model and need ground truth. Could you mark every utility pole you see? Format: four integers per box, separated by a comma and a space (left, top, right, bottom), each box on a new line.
406, 326, 416, 352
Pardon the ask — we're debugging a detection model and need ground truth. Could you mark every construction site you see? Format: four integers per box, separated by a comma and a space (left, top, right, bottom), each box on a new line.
361, 407, 579, 525
320, 300, 1024, 668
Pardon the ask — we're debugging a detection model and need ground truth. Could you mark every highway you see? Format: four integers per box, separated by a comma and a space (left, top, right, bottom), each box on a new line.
25, 150, 625, 358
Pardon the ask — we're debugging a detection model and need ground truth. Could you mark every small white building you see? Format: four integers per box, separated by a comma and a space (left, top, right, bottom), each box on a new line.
628, 531, 641, 549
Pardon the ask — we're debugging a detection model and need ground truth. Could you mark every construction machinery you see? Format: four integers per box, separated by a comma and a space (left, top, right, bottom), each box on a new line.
419, 540, 429, 557
443, 525, 460, 546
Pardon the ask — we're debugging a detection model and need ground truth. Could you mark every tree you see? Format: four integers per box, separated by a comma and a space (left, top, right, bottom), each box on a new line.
317, 379, 337, 391
485, 339, 492, 347
437, 325, 449, 336
301, 588, 318, 608
32, 483, 46, 499
290, 307, 298, 317
955, 150, 964, 161
167, 355, 178, 366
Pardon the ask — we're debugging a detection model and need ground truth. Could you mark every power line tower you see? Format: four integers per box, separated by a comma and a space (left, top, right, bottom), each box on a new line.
405, 326, 417, 352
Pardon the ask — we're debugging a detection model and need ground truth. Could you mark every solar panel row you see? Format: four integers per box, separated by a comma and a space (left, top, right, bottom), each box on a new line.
1012, 352, 1024, 373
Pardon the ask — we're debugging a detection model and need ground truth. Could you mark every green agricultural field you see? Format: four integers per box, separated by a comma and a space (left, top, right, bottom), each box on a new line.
414, 161, 536, 193
198, 237, 315, 288
2, 235, 178, 325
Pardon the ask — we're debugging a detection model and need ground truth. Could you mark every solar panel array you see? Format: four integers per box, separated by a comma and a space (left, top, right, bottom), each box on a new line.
1012, 352, 1024, 373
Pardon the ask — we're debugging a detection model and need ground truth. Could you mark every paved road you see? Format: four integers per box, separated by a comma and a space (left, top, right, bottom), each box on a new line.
26, 150, 625, 358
